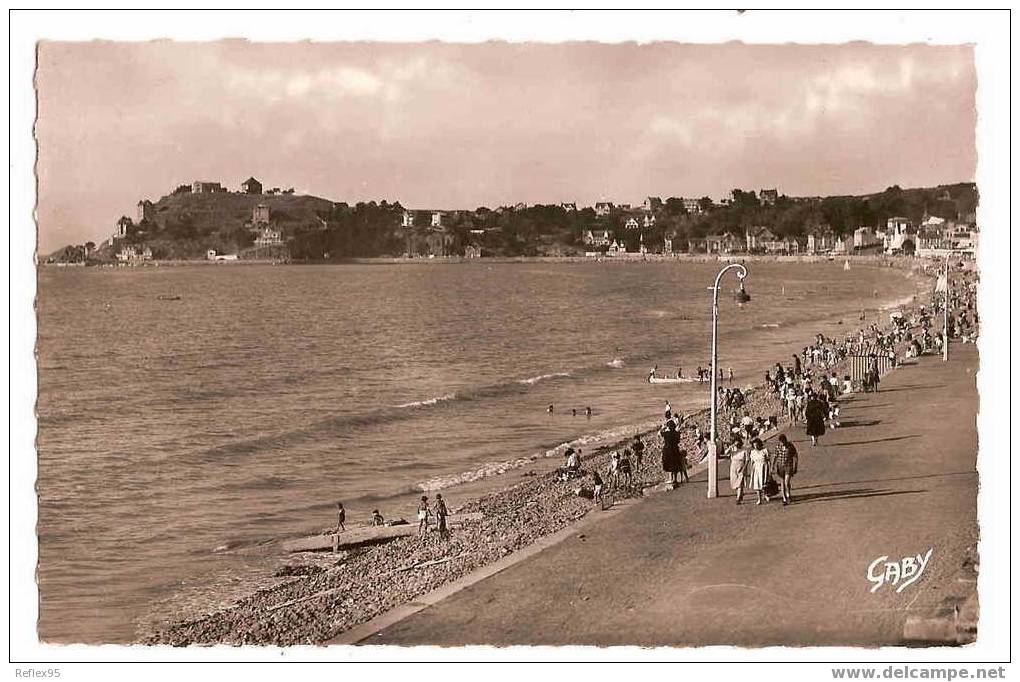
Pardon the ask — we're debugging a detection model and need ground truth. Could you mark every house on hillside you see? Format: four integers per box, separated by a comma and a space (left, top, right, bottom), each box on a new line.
582, 228, 613, 247
624, 217, 640, 230
136, 200, 154, 224
853, 226, 883, 250
241, 177, 263, 195
405, 230, 454, 258
192, 181, 224, 194
402, 210, 415, 228
464, 244, 482, 259
253, 204, 271, 225
806, 225, 837, 254
682, 198, 703, 215
642, 196, 663, 212
745, 226, 778, 252
113, 216, 134, 239
116, 245, 152, 262
759, 188, 779, 206
643, 214, 656, 228
255, 226, 283, 246
560, 202, 577, 212
883, 217, 915, 254
594, 202, 614, 217
431, 212, 443, 228
706, 232, 742, 254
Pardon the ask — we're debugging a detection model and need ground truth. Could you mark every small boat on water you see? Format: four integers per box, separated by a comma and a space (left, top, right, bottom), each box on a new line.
156, 294, 181, 301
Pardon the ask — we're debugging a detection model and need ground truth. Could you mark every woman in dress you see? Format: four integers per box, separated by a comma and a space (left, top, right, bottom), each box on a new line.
728, 436, 747, 505
804, 390, 828, 446
660, 419, 684, 489
748, 438, 770, 505
771, 434, 799, 505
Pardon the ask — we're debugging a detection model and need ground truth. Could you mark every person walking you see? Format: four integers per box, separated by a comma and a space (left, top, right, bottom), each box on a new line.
805, 390, 828, 446
660, 419, 685, 489
728, 436, 747, 505
433, 494, 450, 539
748, 438, 771, 505
772, 434, 799, 505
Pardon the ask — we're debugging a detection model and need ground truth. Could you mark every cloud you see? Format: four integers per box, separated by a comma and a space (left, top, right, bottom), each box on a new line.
227, 65, 383, 102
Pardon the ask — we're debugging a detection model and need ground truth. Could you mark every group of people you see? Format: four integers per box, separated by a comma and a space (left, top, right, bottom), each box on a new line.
334, 502, 393, 532
562, 435, 649, 504
547, 404, 593, 418
728, 434, 799, 506
416, 493, 450, 539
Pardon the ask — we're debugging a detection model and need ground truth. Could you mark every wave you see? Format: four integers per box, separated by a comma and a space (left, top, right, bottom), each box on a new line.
517, 372, 571, 386
180, 355, 657, 465
415, 419, 661, 493
396, 393, 456, 408
880, 294, 916, 311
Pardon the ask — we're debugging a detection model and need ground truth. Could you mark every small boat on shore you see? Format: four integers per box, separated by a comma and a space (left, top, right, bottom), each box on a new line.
647, 375, 702, 385
844, 259, 852, 271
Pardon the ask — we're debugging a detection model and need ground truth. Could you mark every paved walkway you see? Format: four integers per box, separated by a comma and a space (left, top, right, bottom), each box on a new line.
367, 344, 979, 647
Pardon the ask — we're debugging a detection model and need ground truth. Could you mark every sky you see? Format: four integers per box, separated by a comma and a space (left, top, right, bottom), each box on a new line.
35, 40, 976, 252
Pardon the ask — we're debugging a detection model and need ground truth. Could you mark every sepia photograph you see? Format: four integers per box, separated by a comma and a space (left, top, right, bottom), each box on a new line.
8, 8, 1013, 675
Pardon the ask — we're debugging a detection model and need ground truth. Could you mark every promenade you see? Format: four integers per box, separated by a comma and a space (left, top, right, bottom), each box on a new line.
367, 344, 979, 647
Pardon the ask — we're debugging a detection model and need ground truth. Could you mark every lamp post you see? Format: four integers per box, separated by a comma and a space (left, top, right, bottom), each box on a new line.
943, 252, 951, 362
707, 263, 749, 498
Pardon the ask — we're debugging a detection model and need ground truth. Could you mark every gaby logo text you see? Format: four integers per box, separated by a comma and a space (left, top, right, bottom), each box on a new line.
867, 548, 933, 593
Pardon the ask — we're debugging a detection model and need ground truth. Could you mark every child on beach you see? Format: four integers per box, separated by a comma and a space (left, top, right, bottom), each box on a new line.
632, 436, 645, 473
372, 510, 385, 526
335, 502, 346, 533
609, 452, 621, 489
829, 401, 841, 429
591, 470, 604, 503
618, 449, 633, 491
417, 496, 430, 536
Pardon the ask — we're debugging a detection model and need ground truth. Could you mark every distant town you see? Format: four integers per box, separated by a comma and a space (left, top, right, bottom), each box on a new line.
44, 176, 978, 265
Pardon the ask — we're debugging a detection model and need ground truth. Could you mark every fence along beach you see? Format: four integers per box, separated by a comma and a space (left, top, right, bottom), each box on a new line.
145, 259, 976, 646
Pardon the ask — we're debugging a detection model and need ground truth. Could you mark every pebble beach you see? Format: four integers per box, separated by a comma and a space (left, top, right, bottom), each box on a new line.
146, 361, 821, 645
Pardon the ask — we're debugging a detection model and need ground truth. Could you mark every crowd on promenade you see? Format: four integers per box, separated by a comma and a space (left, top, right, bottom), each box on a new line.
573, 263, 979, 510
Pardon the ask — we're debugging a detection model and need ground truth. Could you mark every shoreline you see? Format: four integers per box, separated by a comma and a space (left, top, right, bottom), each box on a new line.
40, 254, 945, 268
145, 267, 941, 646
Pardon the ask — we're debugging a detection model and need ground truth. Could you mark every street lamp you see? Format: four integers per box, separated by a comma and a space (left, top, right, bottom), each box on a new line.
942, 252, 951, 362
706, 263, 749, 498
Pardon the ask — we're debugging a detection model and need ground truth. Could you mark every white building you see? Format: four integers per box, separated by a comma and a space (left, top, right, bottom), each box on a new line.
255, 226, 283, 246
